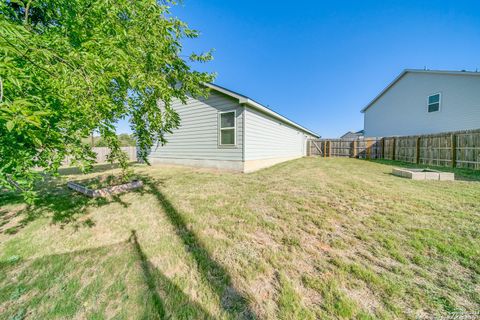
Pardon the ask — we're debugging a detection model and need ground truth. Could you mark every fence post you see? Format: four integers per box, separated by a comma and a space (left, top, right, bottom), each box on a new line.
392, 137, 396, 160
451, 133, 456, 168
416, 136, 420, 164
366, 139, 372, 159
328, 141, 332, 157
353, 140, 357, 158
381, 138, 385, 159
307, 140, 310, 156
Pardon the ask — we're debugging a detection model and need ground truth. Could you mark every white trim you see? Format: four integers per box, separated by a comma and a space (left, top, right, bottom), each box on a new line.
242, 105, 246, 161
204, 83, 320, 138
218, 110, 237, 147
427, 92, 441, 113
361, 69, 480, 113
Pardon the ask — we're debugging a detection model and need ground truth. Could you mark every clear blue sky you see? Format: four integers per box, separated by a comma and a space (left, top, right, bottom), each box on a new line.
116, 0, 480, 137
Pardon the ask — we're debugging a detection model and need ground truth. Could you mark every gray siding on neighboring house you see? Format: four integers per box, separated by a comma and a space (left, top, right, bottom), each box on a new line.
364, 72, 480, 137
149, 91, 244, 162
244, 108, 311, 160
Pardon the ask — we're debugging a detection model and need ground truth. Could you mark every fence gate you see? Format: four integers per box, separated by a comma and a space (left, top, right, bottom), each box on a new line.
307, 138, 383, 159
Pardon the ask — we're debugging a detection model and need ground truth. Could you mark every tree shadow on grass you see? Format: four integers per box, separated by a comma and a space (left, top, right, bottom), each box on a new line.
0, 177, 120, 235
0, 235, 215, 319
0, 162, 147, 234
1, 170, 257, 318
129, 230, 215, 319
139, 175, 257, 319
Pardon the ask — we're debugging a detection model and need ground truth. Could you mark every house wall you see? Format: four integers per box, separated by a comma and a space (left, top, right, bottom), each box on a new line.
243, 108, 312, 172
148, 91, 244, 171
364, 73, 480, 137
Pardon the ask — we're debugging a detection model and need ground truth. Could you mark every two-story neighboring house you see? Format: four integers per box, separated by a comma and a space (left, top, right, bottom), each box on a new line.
362, 69, 480, 137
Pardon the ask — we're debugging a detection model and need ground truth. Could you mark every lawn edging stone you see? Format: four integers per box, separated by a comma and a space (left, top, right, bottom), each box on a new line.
67, 180, 143, 197
392, 168, 455, 181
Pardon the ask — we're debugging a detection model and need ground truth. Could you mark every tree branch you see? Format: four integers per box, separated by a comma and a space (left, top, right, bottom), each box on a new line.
2, 33, 95, 97
0, 34, 54, 75
24, 0, 34, 25
6, 175, 25, 193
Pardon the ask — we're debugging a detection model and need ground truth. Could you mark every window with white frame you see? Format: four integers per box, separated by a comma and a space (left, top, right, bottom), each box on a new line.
427, 93, 441, 113
219, 111, 236, 145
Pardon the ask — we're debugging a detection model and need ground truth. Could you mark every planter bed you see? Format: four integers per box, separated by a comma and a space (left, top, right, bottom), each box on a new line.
67, 179, 143, 198
392, 168, 455, 181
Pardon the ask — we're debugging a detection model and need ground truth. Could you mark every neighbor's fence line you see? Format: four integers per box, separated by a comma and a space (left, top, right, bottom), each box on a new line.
307, 128, 480, 170
63, 146, 137, 166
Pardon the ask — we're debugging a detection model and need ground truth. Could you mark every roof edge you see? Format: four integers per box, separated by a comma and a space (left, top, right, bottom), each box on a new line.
204, 83, 320, 138
361, 69, 480, 113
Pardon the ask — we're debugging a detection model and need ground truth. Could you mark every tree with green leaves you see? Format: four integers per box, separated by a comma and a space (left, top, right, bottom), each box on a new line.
0, 0, 214, 200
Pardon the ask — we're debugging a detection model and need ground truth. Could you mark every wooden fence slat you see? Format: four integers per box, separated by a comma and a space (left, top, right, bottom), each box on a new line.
392, 138, 396, 161
311, 140, 322, 156
415, 137, 420, 164
451, 133, 456, 168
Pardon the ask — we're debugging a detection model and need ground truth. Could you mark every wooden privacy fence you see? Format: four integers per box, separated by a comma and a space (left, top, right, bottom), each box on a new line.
308, 129, 480, 170
63, 146, 137, 166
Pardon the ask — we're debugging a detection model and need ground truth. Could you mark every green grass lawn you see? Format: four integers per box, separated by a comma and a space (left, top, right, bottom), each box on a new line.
1, 158, 479, 319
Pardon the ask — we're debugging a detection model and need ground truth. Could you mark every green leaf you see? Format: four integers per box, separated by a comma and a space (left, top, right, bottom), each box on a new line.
9, 0, 25, 7
6, 120, 14, 132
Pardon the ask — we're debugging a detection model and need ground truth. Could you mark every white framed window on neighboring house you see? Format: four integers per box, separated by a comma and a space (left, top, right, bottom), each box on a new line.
218, 111, 236, 146
427, 93, 441, 113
